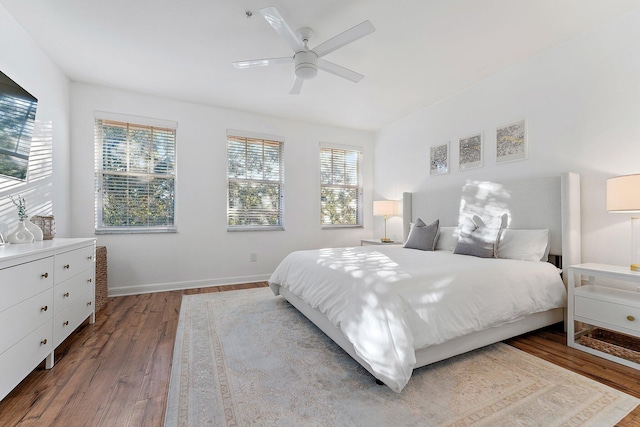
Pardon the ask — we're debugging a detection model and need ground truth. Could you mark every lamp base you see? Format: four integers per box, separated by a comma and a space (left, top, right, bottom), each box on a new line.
380, 238, 391, 243
631, 264, 640, 272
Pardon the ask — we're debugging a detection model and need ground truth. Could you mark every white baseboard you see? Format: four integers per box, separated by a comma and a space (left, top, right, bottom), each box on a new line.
107, 274, 271, 297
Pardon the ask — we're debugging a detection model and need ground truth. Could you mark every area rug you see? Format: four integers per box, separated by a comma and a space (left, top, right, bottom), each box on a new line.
164, 288, 638, 426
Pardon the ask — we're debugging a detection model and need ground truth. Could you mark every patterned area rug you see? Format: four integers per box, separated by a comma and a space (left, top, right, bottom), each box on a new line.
164, 288, 638, 426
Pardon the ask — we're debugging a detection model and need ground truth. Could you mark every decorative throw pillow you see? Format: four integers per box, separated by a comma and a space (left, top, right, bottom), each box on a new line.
404, 218, 439, 251
473, 214, 508, 229
453, 214, 506, 258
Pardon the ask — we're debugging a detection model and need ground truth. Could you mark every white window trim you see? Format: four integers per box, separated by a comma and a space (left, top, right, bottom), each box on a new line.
94, 113, 178, 234
226, 130, 285, 231
95, 111, 178, 129
320, 142, 364, 229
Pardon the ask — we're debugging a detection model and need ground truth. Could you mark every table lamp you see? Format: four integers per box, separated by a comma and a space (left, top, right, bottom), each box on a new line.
606, 174, 640, 271
373, 200, 398, 242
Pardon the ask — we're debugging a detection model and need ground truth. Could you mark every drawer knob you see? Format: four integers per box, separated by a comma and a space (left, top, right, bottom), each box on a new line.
64, 264, 70, 269
41, 338, 47, 345
41, 305, 48, 312
41, 272, 49, 279
627, 315, 636, 322
87, 278, 93, 283
64, 292, 70, 298
63, 320, 69, 326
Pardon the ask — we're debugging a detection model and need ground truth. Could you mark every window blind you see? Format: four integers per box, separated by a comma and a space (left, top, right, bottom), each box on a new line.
227, 135, 284, 230
95, 118, 176, 233
320, 146, 362, 226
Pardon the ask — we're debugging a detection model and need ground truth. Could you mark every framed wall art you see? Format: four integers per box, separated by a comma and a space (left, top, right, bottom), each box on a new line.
496, 119, 527, 164
430, 142, 449, 175
458, 132, 483, 170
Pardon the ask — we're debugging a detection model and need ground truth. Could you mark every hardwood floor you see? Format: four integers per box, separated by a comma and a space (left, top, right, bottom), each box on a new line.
0, 283, 638, 426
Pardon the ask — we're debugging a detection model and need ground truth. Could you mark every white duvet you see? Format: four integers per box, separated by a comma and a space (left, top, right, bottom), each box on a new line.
268, 245, 566, 392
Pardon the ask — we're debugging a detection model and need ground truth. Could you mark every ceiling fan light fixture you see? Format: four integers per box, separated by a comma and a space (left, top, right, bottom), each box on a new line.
294, 51, 318, 80
235, 7, 375, 93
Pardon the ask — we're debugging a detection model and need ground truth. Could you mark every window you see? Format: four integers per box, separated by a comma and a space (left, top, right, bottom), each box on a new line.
94, 114, 177, 234
320, 145, 363, 227
227, 132, 284, 230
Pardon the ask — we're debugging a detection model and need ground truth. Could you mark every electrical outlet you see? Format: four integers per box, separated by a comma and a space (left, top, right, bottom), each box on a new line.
250, 252, 258, 262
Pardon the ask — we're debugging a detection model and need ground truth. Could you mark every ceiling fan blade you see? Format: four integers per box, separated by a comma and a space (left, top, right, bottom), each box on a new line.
260, 7, 304, 52
312, 20, 375, 58
233, 57, 292, 69
318, 59, 364, 83
289, 77, 304, 95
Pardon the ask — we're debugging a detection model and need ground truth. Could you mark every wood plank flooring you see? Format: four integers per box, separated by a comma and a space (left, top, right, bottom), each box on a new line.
0, 283, 638, 426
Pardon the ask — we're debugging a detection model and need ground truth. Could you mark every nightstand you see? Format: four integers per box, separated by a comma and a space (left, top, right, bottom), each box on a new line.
360, 239, 403, 246
567, 263, 640, 370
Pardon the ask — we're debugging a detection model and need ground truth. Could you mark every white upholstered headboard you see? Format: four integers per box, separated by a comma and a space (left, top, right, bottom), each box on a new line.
402, 172, 581, 281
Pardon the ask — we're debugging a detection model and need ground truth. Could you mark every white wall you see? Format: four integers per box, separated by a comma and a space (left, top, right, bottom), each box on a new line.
374, 8, 640, 267
70, 83, 374, 295
0, 5, 71, 236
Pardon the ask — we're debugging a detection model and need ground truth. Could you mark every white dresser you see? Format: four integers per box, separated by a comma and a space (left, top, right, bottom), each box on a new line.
0, 238, 96, 401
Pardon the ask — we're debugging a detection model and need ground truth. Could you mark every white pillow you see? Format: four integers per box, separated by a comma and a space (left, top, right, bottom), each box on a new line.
435, 226, 460, 251
497, 229, 550, 262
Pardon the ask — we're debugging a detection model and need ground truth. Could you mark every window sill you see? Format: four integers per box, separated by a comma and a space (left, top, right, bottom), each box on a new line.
227, 226, 285, 232
321, 225, 363, 230
95, 227, 177, 235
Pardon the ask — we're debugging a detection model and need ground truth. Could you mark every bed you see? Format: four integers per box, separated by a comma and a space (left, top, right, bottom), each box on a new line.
268, 173, 581, 392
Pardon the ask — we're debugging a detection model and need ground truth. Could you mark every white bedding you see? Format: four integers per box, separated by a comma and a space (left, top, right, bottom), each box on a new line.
268, 245, 567, 392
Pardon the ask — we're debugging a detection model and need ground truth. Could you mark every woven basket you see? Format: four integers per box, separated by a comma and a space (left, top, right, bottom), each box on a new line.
30, 215, 56, 240
95, 246, 108, 312
578, 328, 640, 364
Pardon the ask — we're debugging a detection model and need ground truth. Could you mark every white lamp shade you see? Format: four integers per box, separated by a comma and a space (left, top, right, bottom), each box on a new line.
607, 174, 640, 212
373, 200, 398, 216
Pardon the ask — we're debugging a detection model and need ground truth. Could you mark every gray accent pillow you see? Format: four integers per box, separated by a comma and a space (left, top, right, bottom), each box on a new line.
404, 218, 439, 251
453, 214, 506, 258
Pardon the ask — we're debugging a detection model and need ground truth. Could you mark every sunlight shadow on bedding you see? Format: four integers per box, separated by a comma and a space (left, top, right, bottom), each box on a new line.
459, 180, 512, 225
312, 247, 457, 390
314, 247, 455, 311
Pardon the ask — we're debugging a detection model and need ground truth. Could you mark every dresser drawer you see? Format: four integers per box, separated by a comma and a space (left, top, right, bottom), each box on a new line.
0, 320, 52, 401
0, 289, 53, 355
53, 271, 94, 313
0, 257, 53, 313
54, 245, 95, 284
53, 293, 93, 347
575, 295, 640, 333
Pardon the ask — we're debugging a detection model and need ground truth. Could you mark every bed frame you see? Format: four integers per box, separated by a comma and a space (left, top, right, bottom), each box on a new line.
279, 172, 581, 383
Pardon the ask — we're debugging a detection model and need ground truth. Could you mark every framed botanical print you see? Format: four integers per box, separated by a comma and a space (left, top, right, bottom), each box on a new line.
430, 142, 449, 175
496, 119, 527, 164
458, 132, 483, 170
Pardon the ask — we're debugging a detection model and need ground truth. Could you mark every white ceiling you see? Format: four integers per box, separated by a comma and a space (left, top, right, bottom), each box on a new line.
3, 0, 640, 131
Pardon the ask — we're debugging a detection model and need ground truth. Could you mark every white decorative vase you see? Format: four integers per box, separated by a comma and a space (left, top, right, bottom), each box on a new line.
25, 217, 43, 241
7, 221, 34, 244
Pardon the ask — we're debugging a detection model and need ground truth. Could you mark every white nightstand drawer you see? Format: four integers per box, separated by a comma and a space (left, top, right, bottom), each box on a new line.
575, 294, 640, 333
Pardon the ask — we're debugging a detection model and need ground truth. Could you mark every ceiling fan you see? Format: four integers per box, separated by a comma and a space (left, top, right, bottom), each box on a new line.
233, 7, 375, 94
